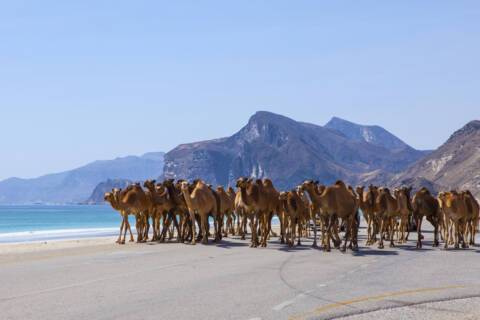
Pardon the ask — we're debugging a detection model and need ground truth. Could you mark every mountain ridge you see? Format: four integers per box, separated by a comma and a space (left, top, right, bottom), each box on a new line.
164, 111, 427, 189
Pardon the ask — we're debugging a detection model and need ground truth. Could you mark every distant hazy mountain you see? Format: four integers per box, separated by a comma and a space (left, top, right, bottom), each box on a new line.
164, 111, 427, 189
391, 120, 480, 197
0, 152, 164, 204
85, 179, 132, 204
325, 117, 421, 152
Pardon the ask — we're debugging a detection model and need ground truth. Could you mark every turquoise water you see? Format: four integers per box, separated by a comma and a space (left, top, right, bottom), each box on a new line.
0, 205, 120, 243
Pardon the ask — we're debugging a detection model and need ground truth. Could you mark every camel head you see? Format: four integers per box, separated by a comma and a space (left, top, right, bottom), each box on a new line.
236, 177, 248, 189
180, 181, 190, 192
216, 186, 225, 193
301, 180, 315, 192
356, 186, 364, 196
278, 191, 288, 201
263, 178, 274, 188
143, 179, 156, 190
104, 192, 114, 203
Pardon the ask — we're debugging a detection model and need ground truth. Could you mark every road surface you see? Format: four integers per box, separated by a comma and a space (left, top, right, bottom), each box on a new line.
1, 225, 479, 320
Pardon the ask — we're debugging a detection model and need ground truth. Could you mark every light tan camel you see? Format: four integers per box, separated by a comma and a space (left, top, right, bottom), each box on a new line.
356, 186, 377, 245
180, 180, 218, 245
438, 191, 468, 249
236, 177, 269, 248
120, 183, 152, 243
104, 189, 134, 244
376, 188, 399, 249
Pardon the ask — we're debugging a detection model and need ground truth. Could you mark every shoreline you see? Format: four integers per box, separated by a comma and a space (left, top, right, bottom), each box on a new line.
0, 235, 118, 255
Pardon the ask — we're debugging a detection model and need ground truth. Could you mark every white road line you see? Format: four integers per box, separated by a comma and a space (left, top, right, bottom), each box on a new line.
273, 290, 314, 311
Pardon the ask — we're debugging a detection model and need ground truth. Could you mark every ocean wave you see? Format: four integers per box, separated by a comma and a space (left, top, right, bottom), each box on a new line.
0, 228, 119, 243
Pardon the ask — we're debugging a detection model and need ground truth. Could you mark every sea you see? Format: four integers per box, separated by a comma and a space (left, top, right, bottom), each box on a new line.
0, 205, 281, 244
0, 205, 119, 243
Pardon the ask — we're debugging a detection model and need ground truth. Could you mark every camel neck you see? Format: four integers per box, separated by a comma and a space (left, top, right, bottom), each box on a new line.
240, 187, 251, 206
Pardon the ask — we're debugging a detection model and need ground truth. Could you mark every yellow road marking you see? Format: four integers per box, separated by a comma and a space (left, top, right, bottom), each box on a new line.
289, 285, 466, 320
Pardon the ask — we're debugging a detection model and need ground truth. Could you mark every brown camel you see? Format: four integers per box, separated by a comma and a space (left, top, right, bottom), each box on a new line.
120, 183, 152, 243
180, 180, 218, 245
462, 190, 479, 245
216, 186, 235, 237
226, 187, 238, 235
315, 181, 357, 252
412, 187, 441, 248
438, 191, 468, 249
104, 189, 134, 244
394, 187, 413, 244
375, 188, 399, 249
261, 179, 282, 244
300, 180, 331, 249
143, 180, 181, 242
235, 177, 269, 248
356, 186, 377, 245
279, 189, 307, 247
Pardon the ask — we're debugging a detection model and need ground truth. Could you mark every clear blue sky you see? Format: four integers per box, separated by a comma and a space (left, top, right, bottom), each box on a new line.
1, 1, 479, 180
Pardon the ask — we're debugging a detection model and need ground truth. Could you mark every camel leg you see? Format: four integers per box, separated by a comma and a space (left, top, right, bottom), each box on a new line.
312, 212, 318, 248
378, 218, 385, 249
433, 217, 439, 247
341, 217, 351, 252
389, 218, 395, 247
117, 219, 125, 244
366, 217, 372, 246
416, 215, 423, 249
324, 215, 334, 252
290, 218, 296, 248
190, 212, 197, 245
168, 212, 181, 242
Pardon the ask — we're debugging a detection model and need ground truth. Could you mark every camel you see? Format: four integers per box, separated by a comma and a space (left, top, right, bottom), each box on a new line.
305, 181, 357, 252
119, 183, 152, 243
261, 179, 282, 244
375, 188, 399, 249
143, 180, 182, 242
235, 177, 269, 248
462, 190, 479, 246
411, 187, 441, 248
438, 191, 468, 249
180, 180, 218, 245
356, 186, 378, 245
104, 189, 134, 244
394, 187, 412, 244
279, 189, 307, 247
226, 187, 238, 235
300, 180, 332, 249
216, 186, 235, 237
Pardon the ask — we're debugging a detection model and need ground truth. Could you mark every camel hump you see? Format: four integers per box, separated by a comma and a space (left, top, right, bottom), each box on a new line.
122, 191, 137, 205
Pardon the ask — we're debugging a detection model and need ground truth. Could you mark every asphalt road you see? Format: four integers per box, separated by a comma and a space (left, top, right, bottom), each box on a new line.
1, 224, 480, 320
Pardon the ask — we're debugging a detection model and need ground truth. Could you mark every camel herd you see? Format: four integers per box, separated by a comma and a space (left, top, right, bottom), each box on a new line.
104, 178, 480, 251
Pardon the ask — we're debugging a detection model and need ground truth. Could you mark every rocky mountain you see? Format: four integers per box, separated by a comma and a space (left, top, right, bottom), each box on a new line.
0, 152, 165, 204
325, 117, 429, 153
164, 111, 427, 190
391, 120, 480, 197
85, 179, 132, 204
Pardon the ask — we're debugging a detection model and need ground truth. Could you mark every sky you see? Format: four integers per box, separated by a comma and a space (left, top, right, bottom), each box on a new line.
1, 1, 479, 180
